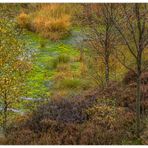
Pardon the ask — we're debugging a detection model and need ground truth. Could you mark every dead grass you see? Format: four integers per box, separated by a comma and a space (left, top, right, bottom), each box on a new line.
17, 4, 72, 40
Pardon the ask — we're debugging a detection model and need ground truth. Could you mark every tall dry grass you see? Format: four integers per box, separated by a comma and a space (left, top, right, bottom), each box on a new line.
17, 12, 30, 28
17, 4, 73, 40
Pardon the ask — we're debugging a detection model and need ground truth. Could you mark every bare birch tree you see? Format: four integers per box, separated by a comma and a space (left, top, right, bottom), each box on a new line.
82, 4, 116, 85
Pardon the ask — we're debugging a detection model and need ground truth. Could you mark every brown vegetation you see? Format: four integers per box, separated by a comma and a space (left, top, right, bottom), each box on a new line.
17, 4, 72, 40
5, 79, 147, 144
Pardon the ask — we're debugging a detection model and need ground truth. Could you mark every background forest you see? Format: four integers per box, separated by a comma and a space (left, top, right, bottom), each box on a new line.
0, 3, 148, 145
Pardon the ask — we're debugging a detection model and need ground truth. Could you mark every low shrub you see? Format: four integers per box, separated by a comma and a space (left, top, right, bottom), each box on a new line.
5, 94, 135, 144
0, 137, 7, 145
4, 82, 140, 145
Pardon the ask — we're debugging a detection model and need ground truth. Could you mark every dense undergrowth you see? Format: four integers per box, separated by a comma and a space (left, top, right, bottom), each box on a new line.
0, 4, 148, 145
2, 81, 147, 144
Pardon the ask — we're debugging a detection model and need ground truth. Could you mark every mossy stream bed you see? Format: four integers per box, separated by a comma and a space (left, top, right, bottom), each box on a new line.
23, 31, 81, 100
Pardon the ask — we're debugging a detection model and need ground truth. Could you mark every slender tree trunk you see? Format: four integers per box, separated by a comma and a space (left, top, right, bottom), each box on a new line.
104, 22, 110, 85
136, 73, 141, 138
3, 107, 7, 138
104, 55, 110, 85
136, 55, 142, 138
2, 88, 8, 138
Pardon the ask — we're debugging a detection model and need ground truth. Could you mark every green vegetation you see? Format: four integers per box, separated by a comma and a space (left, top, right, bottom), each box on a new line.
0, 3, 148, 145
23, 31, 81, 98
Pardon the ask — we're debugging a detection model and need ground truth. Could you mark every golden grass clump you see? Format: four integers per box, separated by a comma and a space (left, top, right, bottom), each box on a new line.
17, 4, 72, 40
31, 16, 45, 33
17, 12, 30, 28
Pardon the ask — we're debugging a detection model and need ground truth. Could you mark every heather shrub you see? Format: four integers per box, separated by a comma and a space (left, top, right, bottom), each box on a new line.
5, 84, 138, 145
39, 111, 134, 144
93, 80, 148, 114
5, 94, 135, 144
7, 128, 37, 145
0, 137, 7, 145
29, 96, 96, 125
82, 105, 135, 144
123, 70, 137, 85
